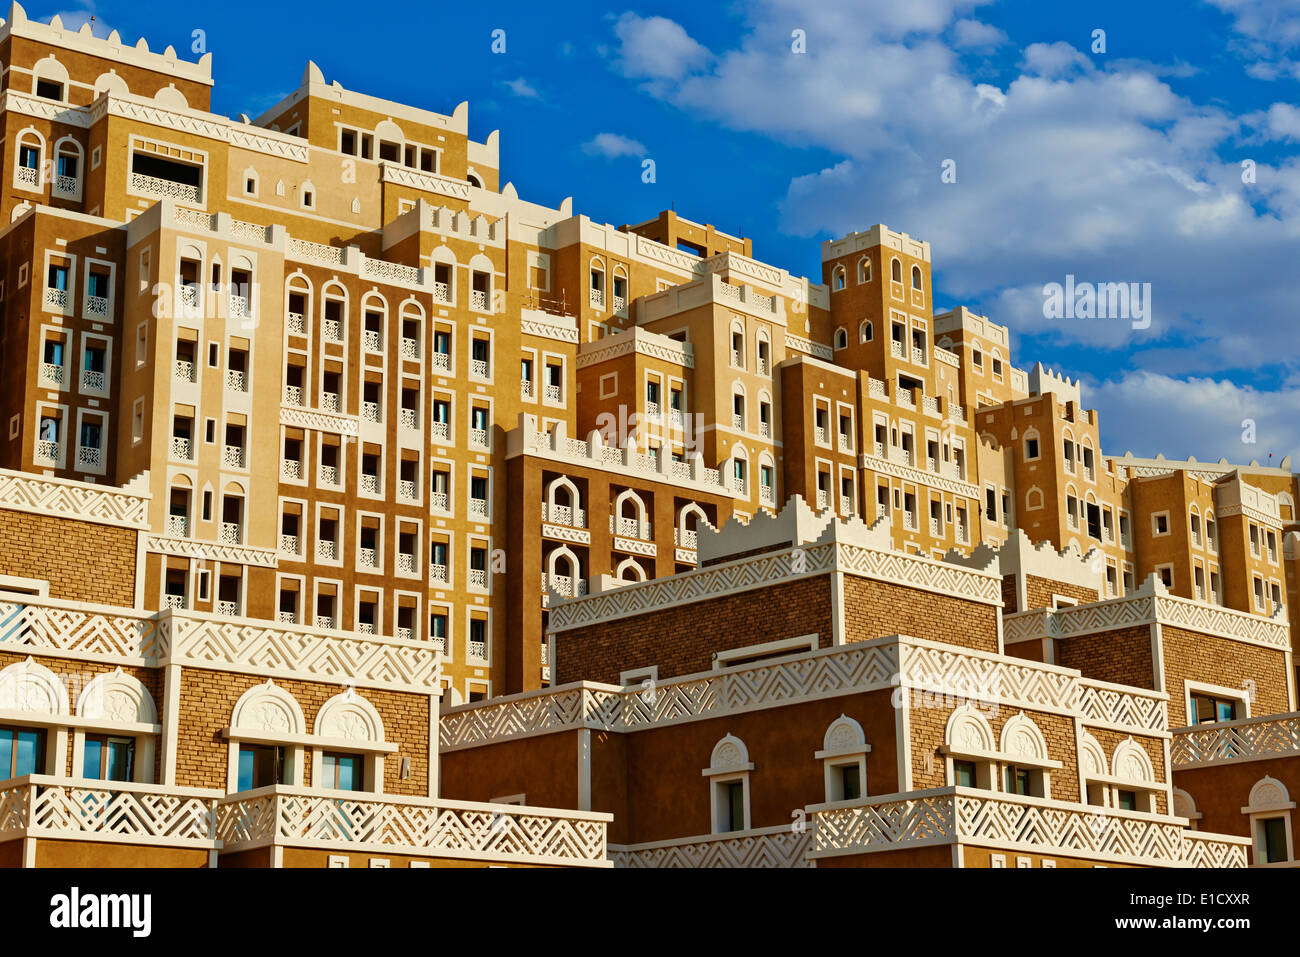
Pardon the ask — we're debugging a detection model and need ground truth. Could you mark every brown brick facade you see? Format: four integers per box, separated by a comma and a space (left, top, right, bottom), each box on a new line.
842, 575, 998, 651
1056, 625, 1157, 691
0, 508, 136, 605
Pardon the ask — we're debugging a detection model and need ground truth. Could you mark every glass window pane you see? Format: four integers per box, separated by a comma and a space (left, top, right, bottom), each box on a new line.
83, 738, 104, 779
15, 730, 41, 776
841, 765, 861, 801
0, 731, 12, 779
237, 747, 256, 792
106, 739, 132, 782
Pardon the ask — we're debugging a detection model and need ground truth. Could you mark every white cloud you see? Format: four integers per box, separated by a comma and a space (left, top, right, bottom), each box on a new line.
502, 77, 541, 100
1020, 41, 1093, 77
1263, 102, 1300, 141
611, 12, 712, 80
581, 132, 647, 159
952, 18, 1006, 50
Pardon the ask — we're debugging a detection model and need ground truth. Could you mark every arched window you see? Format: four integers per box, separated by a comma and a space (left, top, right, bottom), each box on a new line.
703, 734, 752, 833
833, 327, 848, 350
1244, 777, 1295, 864
859, 320, 873, 343
1109, 737, 1158, 812
1000, 712, 1051, 797
944, 705, 995, 789
891, 258, 902, 283
545, 476, 583, 526
227, 679, 306, 791
832, 264, 846, 291
14, 128, 45, 191
615, 557, 647, 582
911, 264, 922, 289
51, 137, 83, 197
614, 489, 648, 538
819, 715, 869, 802
313, 689, 388, 793
857, 257, 871, 283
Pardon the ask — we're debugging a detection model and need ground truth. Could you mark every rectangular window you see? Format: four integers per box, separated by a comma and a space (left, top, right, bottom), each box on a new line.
839, 764, 861, 801
1259, 817, 1289, 864
237, 744, 287, 791
954, 760, 976, 788
1192, 692, 1238, 725
83, 735, 135, 782
722, 780, 744, 832
321, 751, 363, 791
0, 726, 46, 779
1116, 789, 1137, 811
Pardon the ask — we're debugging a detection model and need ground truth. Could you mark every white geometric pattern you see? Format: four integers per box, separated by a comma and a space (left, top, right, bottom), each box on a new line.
0, 467, 148, 528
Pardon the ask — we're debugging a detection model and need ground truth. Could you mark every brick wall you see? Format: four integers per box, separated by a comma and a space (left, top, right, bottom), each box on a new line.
1088, 726, 1168, 815
1025, 575, 1099, 611
173, 668, 431, 795
1160, 626, 1290, 727
0, 508, 135, 605
1056, 626, 1156, 691
842, 576, 998, 651
906, 702, 1081, 802
554, 574, 835, 684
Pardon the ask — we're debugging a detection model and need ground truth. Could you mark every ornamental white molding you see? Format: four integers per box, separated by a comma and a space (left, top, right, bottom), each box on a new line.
279, 405, 360, 437
613, 536, 656, 557
1000, 712, 1049, 763
231, 679, 306, 736
1079, 732, 1108, 777
381, 162, 473, 203
441, 634, 1167, 750
610, 825, 812, 868
214, 788, 611, 866
1171, 712, 1300, 768
809, 789, 1248, 868
541, 523, 591, 545
0, 658, 68, 715
1244, 776, 1293, 813
576, 329, 694, 369
634, 234, 701, 273
520, 310, 579, 344
0, 89, 89, 126
1112, 737, 1155, 784
314, 690, 386, 743
946, 705, 996, 753
858, 450, 980, 499
0, 467, 150, 528
0, 596, 165, 666
164, 612, 441, 694
76, 667, 157, 725
145, 533, 279, 568
785, 332, 833, 361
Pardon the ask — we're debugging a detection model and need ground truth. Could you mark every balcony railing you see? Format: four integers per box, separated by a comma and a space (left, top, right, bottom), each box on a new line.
542, 503, 587, 528
471, 290, 489, 312
283, 385, 303, 407
130, 171, 201, 204
321, 392, 341, 414
223, 445, 245, 469
281, 459, 302, 481
362, 402, 380, 423
732, 413, 744, 430
543, 574, 588, 598
431, 491, 450, 512
469, 568, 487, 588
315, 616, 335, 630
228, 294, 250, 319
80, 369, 106, 393
167, 514, 189, 538
323, 318, 342, 342
40, 362, 64, 386
219, 522, 242, 545
360, 473, 380, 495
86, 294, 109, 316
363, 330, 382, 352
287, 312, 305, 335
398, 480, 417, 501
469, 638, 487, 659
544, 383, 561, 403
317, 540, 337, 562
163, 594, 185, 610
890, 339, 905, 359
225, 369, 246, 393
171, 436, 192, 460
277, 611, 298, 624
216, 600, 239, 617
432, 421, 450, 441
838, 434, 852, 454
74, 445, 101, 469
398, 553, 416, 575
44, 287, 69, 309
399, 408, 418, 430
470, 358, 489, 379
400, 337, 419, 360
674, 528, 698, 550
318, 464, 339, 486
432, 351, 450, 372
433, 281, 451, 304
174, 360, 195, 384
522, 380, 535, 400
613, 294, 627, 313
16, 165, 38, 187
34, 440, 60, 464
760, 486, 776, 506
430, 563, 449, 584
359, 547, 378, 569
590, 288, 605, 309
469, 498, 489, 519
469, 428, 489, 449
279, 534, 300, 556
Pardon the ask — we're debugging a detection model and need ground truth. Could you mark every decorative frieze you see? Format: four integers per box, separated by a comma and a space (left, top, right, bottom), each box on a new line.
0, 468, 149, 528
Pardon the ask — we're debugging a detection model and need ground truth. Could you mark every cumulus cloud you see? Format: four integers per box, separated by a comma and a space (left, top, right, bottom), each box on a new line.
611, 13, 712, 80
501, 77, 541, 99
581, 132, 647, 159
952, 18, 1006, 50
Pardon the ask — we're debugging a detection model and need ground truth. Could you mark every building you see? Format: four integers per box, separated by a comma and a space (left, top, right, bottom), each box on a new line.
0, 5, 1295, 867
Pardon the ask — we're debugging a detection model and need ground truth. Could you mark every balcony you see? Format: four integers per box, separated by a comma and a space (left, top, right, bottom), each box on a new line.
317, 540, 338, 562
521, 380, 535, 400
543, 573, 588, 598
170, 437, 192, 461
470, 358, 489, 379
219, 522, 242, 545
223, 445, 245, 469
362, 402, 380, 423
613, 294, 627, 313
279, 534, 300, 556
544, 383, 561, 403
432, 351, 450, 372
430, 563, 449, 584
929, 517, 940, 535
432, 491, 450, 512
287, 312, 305, 335
180, 284, 200, 309
359, 547, 378, 569
398, 480, 417, 500
433, 281, 451, 304
468, 568, 487, 588
283, 385, 303, 407
225, 369, 246, 393
44, 287, 69, 310
315, 615, 335, 630
363, 330, 383, 352
757, 357, 770, 375
759, 421, 771, 438
432, 421, 450, 442
400, 337, 419, 360
674, 528, 698, 550
469, 498, 489, 519
469, 637, 487, 659
323, 318, 342, 342
75, 445, 101, 469
760, 485, 776, 506
318, 465, 339, 486
469, 428, 489, 449
590, 288, 605, 310
397, 626, 414, 642
130, 171, 201, 204
732, 413, 744, 430
167, 514, 189, 537
228, 294, 250, 319
903, 512, 918, 531
399, 408, 418, 430
542, 503, 586, 528
360, 473, 380, 495
40, 362, 65, 386
83, 291, 108, 316
163, 594, 185, 610
816, 489, 829, 510
471, 290, 489, 312
890, 339, 905, 359
321, 392, 341, 414
16, 165, 38, 188
814, 425, 827, 445
841, 495, 853, 515
911, 346, 926, 365
216, 600, 239, 617
613, 516, 650, 540
75, 367, 106, 393
838, 434, 852, 454
174, 360, 195, 384
281, 459, 302, 481
277, 610, 298, 624
398, 553, 416, 575
34, 439, 60, 465
212, 787, 612, 867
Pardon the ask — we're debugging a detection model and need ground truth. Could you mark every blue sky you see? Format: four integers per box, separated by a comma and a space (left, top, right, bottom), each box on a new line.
46, 0, 1300, 466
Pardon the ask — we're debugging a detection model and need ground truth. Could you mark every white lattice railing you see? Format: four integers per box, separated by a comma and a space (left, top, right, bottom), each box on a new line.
400, 337, 419, 360
611, 824, 813, 868
0, 777, 219, 850
323, 318, 342, 342
810, 789, 1247, 868
471, 290, 489, 312
364, 330, 382, 352
0, 595, 165, 663
362, 402, 380, 424
44, 287, 69, 309
470, 358, 489, 379
358, 473, 380, 496
174, 359, 195, 384
170, 436, 192, 461
281, 459, 302, 481
1171, 712, 1300, 767
433, 282, 451, 304
215, 787, 609, 866
40, 362, 64, 386
286, 312, 305, 335
432, 351, 451, 372
131, 171, 202, 204
225, 369, 247, 393
80, 369, 106, 393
